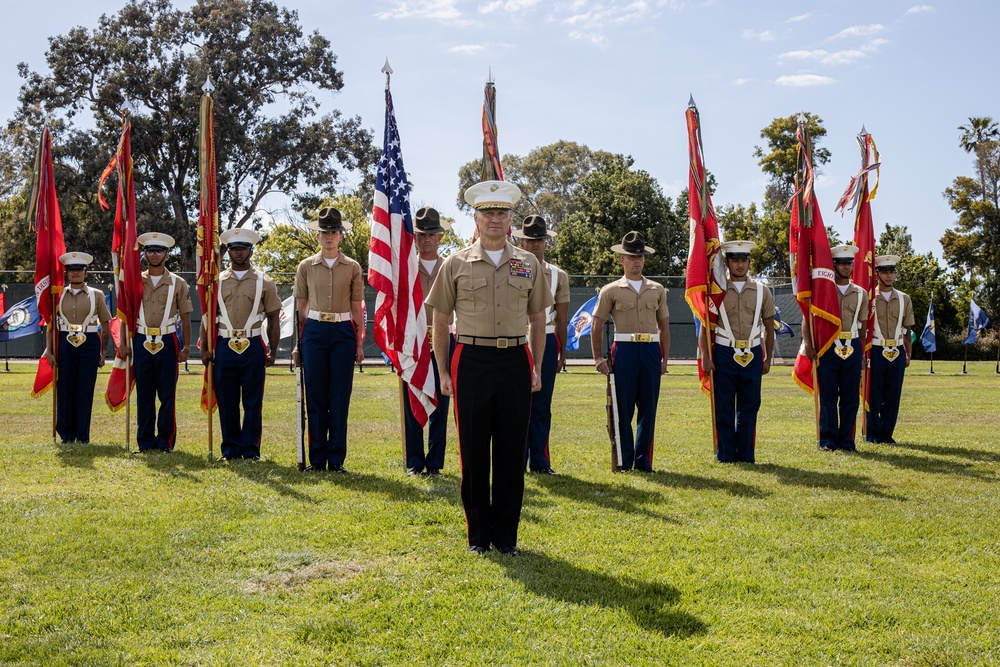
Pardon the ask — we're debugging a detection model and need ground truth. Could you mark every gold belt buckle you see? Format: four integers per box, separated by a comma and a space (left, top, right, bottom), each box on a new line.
633, 333, 651, 343
231, 329, 247, 338
839, 331, 852, 340
146, 327, 161, 336
69, 324, 83, 333
319, 312, 336, 323
735, 339, 749, 349
496, 338, 509, 348
884, 339, 897, 347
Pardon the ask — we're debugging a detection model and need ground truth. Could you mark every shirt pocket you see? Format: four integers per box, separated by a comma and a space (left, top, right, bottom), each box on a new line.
457, 276, 489, 314
506, 276, 533, 312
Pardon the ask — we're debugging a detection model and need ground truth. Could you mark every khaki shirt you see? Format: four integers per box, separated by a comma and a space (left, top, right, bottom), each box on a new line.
219, 266, 282, 329
543, 261, 571, 324
418, 257, 445, 322
140, 271, 193, 324
425, 242, 553, 338
719, 280, 775, 340
293, 252, 364, 313
59, 286, 112, 326
874, 289, 915, 335
594, 277, 668, 335
838, 283, 869, 332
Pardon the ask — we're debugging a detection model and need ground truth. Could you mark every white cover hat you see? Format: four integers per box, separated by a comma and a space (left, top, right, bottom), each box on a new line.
830, 244, 861, 260
720, 240, 756, 256
464, 180, 522, 210
875, 254, 901, 269
220, 228, 260, 246
59, 251, 94, 266
137, 232, 175, 249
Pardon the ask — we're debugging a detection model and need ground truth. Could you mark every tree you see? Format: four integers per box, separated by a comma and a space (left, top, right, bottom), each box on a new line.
10, 0, 374, 272
456, 140, 611, 229
716, 200, 791, 278
754, 113, 831, 205
958, 116, 999, 156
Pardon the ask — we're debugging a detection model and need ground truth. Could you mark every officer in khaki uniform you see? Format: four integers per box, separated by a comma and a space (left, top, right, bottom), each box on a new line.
803, 244, 869, 451
699, 240, 774, 463
514, 215, 570, 475
43, 252, 112, 444
866, 254, 914, 444
199, 228, 282, 461
292, 207, 365, 473
127, 232, 193, 452
403, 206, 453, 476
426, 180, 552, 556
591, 231, 669, 472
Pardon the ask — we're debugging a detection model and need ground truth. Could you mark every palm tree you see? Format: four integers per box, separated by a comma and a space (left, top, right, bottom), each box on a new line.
958, 116, 999, 154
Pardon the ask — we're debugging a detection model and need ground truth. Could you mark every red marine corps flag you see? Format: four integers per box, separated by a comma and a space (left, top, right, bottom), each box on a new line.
789, 115, 841, 408
368, 61, 437, 427
27, 126, 67, 401
99, 107, 143, 416
836, 127, 880, 418
197, 77, 221, 419
684, 97, 727, 398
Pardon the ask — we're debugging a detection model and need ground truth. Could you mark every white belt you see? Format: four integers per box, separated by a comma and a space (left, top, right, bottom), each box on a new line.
307, 310, 352, 323
613, 333, 658, 343
59, 324, 100, 333
219, 327, 262, 339
545, 325, 556, 334
715, 334, 761, 348
137, 324, 176, 336
872, 338, 899, 347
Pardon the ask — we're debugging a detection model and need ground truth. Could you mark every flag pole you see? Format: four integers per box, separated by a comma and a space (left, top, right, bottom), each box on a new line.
398, 376, 407, 466
929, 352, 934, 375
1, 284, 8, 373
961, 344, 968, 375
50, 294, 58, 443
995, 325, 999, 374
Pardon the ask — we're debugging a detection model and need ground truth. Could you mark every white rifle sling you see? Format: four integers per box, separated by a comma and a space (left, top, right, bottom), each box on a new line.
58, 287, 98, 348
137, 274, 176, 355
872, 289, 905, 362
217, 272, 264, 355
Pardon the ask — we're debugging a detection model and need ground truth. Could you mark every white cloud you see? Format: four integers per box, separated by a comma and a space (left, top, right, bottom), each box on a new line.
448, 44, 487, 54
478, 0, 542, 14
830, 24, 886, 40
732, 78, 753, 86
786, 13, 811, 23
742, 29, 776, 42
778, 38, 885, 66
375, 0, 463, 21
568, 30, 609, 48
905, 4, 934, 14
558, 0, 682, 47
774, 74, 836, 87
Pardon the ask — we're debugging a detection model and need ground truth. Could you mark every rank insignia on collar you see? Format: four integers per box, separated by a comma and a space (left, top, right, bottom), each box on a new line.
508, 259, 532, 278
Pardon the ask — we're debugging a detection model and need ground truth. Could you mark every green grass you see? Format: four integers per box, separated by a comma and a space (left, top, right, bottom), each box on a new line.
1, 360, 998, 666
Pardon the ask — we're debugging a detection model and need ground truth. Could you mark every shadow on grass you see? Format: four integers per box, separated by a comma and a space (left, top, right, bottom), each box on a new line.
526, 474, 675, 523
750, 463, 905, 500
499, 551, 707, 638
645, 470, 770, 499
54, 441, 128, 469
854, 446, 995, 480
891, 441, 1000, 464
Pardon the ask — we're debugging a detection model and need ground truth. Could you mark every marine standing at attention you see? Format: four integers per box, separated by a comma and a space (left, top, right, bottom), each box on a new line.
866, 254, 914, 444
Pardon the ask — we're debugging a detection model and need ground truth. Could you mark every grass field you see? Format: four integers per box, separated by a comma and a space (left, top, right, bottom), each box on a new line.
1, 360, 998, 666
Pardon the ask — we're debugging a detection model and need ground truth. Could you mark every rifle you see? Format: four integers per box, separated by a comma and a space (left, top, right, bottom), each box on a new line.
294, 307, 306, 471
606, 370, 623, 472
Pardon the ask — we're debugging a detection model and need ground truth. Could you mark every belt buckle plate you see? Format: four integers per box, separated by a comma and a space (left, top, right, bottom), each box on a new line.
146, 327, 161, 337
69, 324, 83, 333
633, 333, 651, 343
735, 339, 749, 349
884, 339, 897, 347
319, 313, 336, 323
496, 338, 509, 348
839, 331, 852, 340
231, 329, 247, 338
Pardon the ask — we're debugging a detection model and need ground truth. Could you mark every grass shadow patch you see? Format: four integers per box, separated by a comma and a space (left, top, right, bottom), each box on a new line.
892, 441, 1000, 464
854, 447, 994, 480
646, 470, 770, 499
751, 463, 905, 500
527, 474, 672, 521
54, 441, 127, 469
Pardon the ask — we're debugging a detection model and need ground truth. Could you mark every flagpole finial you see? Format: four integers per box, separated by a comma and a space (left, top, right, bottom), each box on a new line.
122, 98, 132, 116
488, 67, 494, 84
797, 112, 807, 125
688, 94, 696, 109
202, 75, 215, 95
859, 124, 867, 136
381, 58, 393, 76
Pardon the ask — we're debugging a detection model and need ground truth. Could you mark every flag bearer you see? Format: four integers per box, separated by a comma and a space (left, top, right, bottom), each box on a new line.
127, 232, 193, 452
803, 244, 869, 451
698, 240, 774, 463
513, 215, 570, 475
403, 206, 453, 476
591, 231, 669, 472
866, 254, 914, 444
199, 228, 282, 461
43, 252, 112, 444
292, 207, 365, 473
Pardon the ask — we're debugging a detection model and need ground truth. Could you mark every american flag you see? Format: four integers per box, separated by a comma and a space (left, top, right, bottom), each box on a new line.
368, 82, 437, 426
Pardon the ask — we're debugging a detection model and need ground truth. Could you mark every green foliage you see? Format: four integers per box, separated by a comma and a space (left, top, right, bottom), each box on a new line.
716, 200, 791, 278
753, 113, 831, 205
254, 224, 317, 283
9, 0, 375, 271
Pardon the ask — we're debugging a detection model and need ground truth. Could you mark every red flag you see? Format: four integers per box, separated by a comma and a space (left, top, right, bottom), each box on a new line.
789, 120, 842, 394
99, 112, 143, 411
0, 292, 6, 318
368, 75, 437, 426
481, 77, 504, 182
684, 102, 727, 396
197, 88, 220, 414
26, 127, 66, 398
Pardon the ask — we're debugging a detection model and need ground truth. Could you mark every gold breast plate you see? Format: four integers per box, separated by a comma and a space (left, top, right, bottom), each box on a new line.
228, 331, 250, 354
143, 339, 164, 355
882, 339, 899, 362
733, 341, 753, 367
67, 332, 87, 347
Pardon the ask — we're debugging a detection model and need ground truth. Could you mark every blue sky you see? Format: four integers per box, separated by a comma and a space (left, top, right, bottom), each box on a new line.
2, 0, 996, 263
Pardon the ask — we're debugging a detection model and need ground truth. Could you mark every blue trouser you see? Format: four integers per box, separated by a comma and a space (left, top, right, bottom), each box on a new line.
134, 332, 179, 451
403, 337, 454, 470
452, 343, 532, 550
526, 332, 559, 471
610, 341, 661, 471
817, 338, 863, 450
214, 335, 267, 459
301, 319, 355, 468
713, 344, 762, 463
866, 346, 906, 443
56, 331, 102, 444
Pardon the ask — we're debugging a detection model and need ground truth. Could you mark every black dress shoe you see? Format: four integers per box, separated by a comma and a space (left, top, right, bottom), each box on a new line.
498, 546, 519, 556
424, 468, 441, 476
304, 465, 326, 472
218, 456, 232, 461
246, 455, 261, 461
406, 467, 423, 475
530, 467, 558, 475
819, 445, 837, 452
329, 464, 348, 474
469, 546, 490, 555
